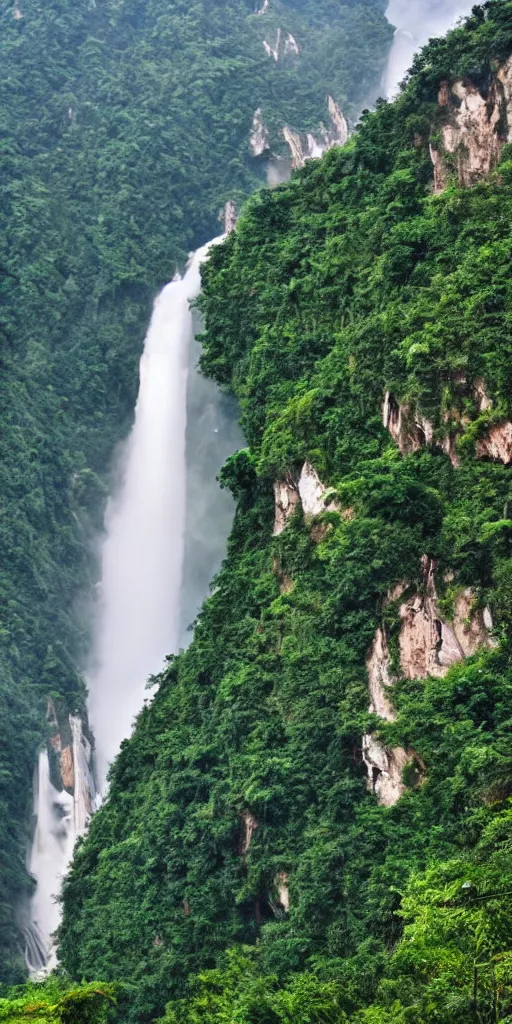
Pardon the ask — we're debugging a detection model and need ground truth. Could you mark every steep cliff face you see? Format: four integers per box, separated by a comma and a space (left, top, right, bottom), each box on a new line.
362, 626, 412, 807
383, 389, 512, 468
431, 57, 512, 191
0, 0, 392, 980
59, 6, 512, 1021
281, 97, 349, 168
272, 461, 340, 534
363, 557, 495, 806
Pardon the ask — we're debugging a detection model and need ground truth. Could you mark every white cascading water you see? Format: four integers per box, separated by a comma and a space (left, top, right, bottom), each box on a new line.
24, 716, 94, 977
25, 752, 74, 977
87, 238, 223, 793
385, 0, 474, 97
23, 236, 232, 974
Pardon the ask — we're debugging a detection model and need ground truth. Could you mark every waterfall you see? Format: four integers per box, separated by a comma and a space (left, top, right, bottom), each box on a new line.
385, 0, 473, 98
23, 234, 240, 973
87, 238, 224, 793
24, 751, 75, 977
24, 715, 95, 977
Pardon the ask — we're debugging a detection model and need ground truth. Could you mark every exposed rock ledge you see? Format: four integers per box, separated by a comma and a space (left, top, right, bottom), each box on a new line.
282, 96, 348, 168
476, 421, 512, 464
45, 702, 96, 837
272, 871, 290, 914
262, 28, 298, 61
224, 200, 237, 235
398, 557, 494, 680
250, 108, 270, 157
362, 734, 410, 808
383, 390, 512, 467
367, 626, 395, 721
363, 626, 412, 806
430, 57, 512, 191
273, 461, 340, 535
240, 809, 258, 855
363, 560, 494, 806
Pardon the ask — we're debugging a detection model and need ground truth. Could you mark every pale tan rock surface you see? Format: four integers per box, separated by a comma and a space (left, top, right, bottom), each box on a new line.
240, 810, 258, 855
362, 734, 411, 808
366, 627, 396, 721
430, 58, 512, 191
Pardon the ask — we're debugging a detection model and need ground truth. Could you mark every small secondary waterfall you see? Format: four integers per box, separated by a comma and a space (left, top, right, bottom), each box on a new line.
87, 238, 224, 793
25, 752, 74, 977
24, 715, 94, 977
385, 0, 474, 97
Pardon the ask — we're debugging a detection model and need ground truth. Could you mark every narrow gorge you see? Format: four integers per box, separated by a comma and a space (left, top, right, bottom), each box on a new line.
2, 2, 512, 1024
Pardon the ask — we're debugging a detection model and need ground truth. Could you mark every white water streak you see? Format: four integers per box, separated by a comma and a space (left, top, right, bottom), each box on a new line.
25, 715, 95, 977
385, 0, 474, 98
88, 238, 222, 793
25, 752, 74, 977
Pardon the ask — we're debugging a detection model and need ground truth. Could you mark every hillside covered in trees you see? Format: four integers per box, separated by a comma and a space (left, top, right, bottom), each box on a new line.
56, 3, 512, 1023
0, 0, 391, 980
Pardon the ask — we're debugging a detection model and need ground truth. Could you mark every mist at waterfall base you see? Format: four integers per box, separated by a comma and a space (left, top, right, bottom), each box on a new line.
87, 235, 239, 793
385, 0, 474, 97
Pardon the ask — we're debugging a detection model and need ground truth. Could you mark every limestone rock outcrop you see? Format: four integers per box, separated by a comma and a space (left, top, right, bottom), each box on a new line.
327, 96, 348, 147
362, 734, 410, 808
240, 810, 258, 855
250, 108, 270, 157
273, 461, 340, 535
262, 27, 299, 61
383, 388, 512, 468
298, 460, 332, 517
382, 391, 433, 455
363, 624, 413, 806
224, 200, 237, 235
274, 871, 290, 912
398, 560, 463, 680
282, 125, 308, 168
282, 97, 349, 167
363, 564, 495, 807
476, 421, 512, 464
283, 32, 299, 56
273, 477, 300, 535
59, 746, 75, 791
45, 700, 95, 827
263, 27, 281, 60
366, 626, 395, 721
452, 588, 496, 655
430, 57, 512, 191
397, 559, 495, 679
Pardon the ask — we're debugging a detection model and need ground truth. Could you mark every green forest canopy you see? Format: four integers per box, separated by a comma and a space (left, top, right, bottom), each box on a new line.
55, 3, 512, 1024
0, 0, 390, 980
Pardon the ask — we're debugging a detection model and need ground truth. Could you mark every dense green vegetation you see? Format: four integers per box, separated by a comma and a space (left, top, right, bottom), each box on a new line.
0, 980, 116, 1024
0, 0, 390, 979
57, 2, 512, 1021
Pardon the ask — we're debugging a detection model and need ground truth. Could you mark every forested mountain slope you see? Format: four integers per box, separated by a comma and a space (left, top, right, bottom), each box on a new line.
59, 3, 512, 1022
0, 0, 391, 982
